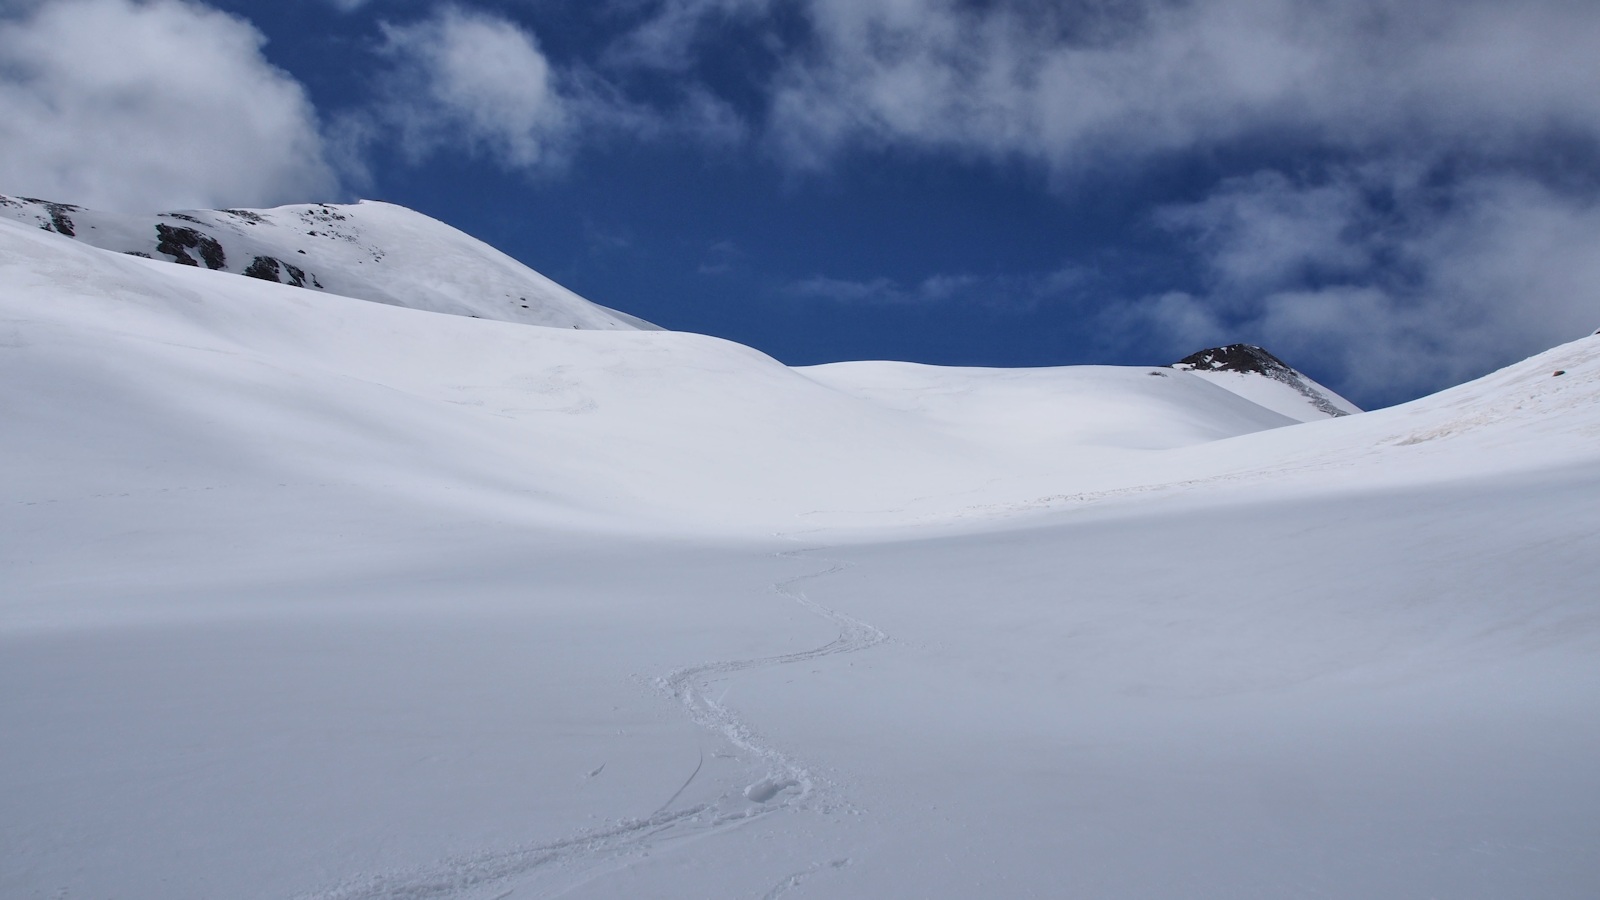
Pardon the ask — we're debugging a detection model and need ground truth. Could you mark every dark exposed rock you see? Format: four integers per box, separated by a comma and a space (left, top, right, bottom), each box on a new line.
1171, 343, 1350, 418
154, 224, 226, 270
154, 227, 197, 267
242, 256, 278, 281
1171, 344, 1297, 376
10, 198, 81, 237
303, 204, 348, 223
243, 255, 311, 288
41, 203, 77, 237
7, 194, 337, 297
198, 237, 225, 269
243, 256, 272, 279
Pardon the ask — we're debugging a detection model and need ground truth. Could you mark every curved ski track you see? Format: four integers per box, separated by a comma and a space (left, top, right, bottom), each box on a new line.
302, 547, 883, 900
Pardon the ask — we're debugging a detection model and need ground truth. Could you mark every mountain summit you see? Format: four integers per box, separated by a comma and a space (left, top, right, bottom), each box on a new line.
1173, 343, 1302, 376
1171, 343, 1360, 421
0, 194, 655, 331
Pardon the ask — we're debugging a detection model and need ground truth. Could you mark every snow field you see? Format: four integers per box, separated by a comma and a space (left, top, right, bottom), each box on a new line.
3, 215, 1599, 898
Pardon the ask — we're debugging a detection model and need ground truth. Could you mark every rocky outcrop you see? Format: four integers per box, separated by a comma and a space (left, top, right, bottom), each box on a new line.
1172, 344, 1352, 418
154, 224, 226, 270
243, 255, 319, 289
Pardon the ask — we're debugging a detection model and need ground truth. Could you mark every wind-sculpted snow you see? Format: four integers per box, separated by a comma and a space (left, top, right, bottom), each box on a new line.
4, 206, 1600, 898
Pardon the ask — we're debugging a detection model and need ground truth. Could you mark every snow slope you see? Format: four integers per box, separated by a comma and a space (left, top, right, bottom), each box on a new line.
3, 213, 1599, 900
0, 218, 1303, 538
0, 193, 655, 330
1170, 343, 1362, 421
798, 360, 1299, 455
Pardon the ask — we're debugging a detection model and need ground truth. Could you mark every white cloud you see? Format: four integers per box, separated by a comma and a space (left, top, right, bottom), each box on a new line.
1153, 170, 1381, 298
0, 0, 335, 212
378, 6, 573, 169
604, 0, 775, 70
763, 0, 1600, 175
789, 267, 1089, 310
1126, 166, 1600, 403
790, 274, 907, 303
704, 0, 1600, 401
697, 238, 742, 275
373, 5, 745, 172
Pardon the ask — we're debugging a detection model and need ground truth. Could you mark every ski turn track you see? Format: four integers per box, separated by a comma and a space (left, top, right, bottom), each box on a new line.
301, 547, 884, 900
657, 549, 886, 812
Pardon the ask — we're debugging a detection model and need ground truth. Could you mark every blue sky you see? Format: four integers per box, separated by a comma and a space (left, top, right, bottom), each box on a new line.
3, 0, 1599, 408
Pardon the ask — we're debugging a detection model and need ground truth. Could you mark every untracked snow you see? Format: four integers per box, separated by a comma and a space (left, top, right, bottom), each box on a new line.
2, 212, 1598, 900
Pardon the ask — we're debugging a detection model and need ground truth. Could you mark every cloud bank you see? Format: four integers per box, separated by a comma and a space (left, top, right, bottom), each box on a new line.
1133, 167, 1600, 402
3, 0, 1592, 402
0, 0, 334, 212
393, 0, 1594, 402
718, 0, 1600, 401
758, 0, 1600, 174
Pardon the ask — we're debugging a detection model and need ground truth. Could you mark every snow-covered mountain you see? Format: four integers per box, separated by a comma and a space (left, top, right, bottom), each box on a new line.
4, 204, 1598, 900
0, 193, 655, 330
0, 216, 1308, 532
1170, 342, 1361, 421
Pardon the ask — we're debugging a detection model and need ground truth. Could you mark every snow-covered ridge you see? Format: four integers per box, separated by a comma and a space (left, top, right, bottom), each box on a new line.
6, 211, 1593, 537
0, 193, 655, 331
1170, 343, 1361, 421
0, 219, 1319, 535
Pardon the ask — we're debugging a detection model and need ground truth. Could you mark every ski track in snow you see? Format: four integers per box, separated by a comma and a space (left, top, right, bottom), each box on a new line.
759, 857, 853, 900
657, 548, 886, 813
300, 548, 884, 900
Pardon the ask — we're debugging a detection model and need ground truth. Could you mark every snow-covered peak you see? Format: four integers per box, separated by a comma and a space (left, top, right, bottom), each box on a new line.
0, 193, 655, 331
1170, 343, 1360, 421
